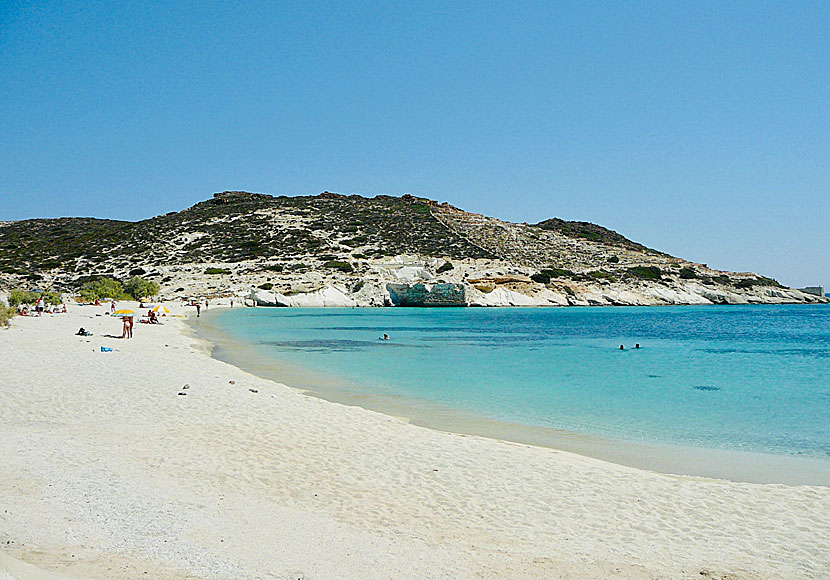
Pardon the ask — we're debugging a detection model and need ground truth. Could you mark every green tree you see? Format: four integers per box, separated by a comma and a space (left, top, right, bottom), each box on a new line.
123, 277, 160, 300
8, 289, 62, 307
40, 291, 63, 305
80, 278, 129, 301
8, 289, 37, 307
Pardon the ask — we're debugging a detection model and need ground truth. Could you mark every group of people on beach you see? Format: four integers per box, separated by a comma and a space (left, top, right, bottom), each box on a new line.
191, 298, 210, 317
19, 296, 66, 317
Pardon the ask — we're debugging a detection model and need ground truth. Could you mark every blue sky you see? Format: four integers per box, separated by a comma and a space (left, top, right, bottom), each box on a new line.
1, 1, 828, 287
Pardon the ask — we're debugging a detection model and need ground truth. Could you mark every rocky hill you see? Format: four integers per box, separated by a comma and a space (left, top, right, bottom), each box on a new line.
0, 191, 825, 307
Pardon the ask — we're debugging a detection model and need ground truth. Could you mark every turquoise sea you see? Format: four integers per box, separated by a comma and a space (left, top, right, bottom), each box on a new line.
201, 305, 830, 465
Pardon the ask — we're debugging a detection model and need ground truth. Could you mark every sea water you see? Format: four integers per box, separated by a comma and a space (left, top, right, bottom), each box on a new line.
205, 305, 830, 460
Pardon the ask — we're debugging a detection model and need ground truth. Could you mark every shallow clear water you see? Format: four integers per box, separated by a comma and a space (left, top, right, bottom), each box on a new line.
209, 305, 830, 458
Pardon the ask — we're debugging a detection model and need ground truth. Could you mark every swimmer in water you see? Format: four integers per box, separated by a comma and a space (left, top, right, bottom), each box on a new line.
619, 344, 624, 350
635, 343, 640, 349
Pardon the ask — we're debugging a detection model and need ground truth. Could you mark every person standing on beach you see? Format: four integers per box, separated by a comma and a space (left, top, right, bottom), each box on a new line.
127, 316, 134, 339
196, 303, 201, 317
111, 300, 116, 314
36, 296, 44, 316
121, 316, 129, 338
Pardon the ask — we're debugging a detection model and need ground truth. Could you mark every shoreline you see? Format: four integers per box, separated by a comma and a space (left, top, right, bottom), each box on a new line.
1, 303, 829, 579
192, 306, 830, 486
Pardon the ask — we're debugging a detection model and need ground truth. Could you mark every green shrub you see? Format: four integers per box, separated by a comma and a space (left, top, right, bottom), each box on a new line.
532, 268, 576, 284
123, 276, 160, 300
258, 283, 274, 290
40, 291, 63, 305
733, 276, 781, 289
9, 289, 37, 307
545, 268, 575, 278
607, 256, 620, 263
8, 289, 61, 306
678, 267, 698, 279
587, 270, 617, 283
0, 305, 17, 327
325, 260, 353, 273
80, 278, 130, 301
757, 276, 782, 288
436, 261, 454, 274
343, 235, 369, 246
627, 266, 662, 280
205, 267, 231, 275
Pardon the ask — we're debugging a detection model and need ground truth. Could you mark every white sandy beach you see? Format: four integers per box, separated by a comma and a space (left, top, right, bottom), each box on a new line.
1, 303, 829, 580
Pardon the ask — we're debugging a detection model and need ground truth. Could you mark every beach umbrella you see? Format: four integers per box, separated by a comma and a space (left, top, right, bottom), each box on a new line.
151, 305, 170, 314
112, 309, 137, 317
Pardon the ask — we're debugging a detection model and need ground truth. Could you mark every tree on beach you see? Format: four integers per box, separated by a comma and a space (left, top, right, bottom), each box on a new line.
8, 289, 37, 306
78, 276, 159, 301
8, 289, 62, 306
80, 278, 129, 302
123, 276, 160, 300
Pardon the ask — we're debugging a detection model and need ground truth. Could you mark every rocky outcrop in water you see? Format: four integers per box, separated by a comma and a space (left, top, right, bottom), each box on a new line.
387, 283, 466, 306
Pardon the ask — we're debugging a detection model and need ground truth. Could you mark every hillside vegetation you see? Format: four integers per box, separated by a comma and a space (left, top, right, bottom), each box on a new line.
0, 190, 821, 307
0, 192, 489, 281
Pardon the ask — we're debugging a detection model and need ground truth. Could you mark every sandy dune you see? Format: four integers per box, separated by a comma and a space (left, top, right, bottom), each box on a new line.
1, 304, 828, 579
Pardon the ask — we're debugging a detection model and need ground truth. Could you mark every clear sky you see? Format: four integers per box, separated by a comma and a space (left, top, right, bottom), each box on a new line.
1, 1, 828, 288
